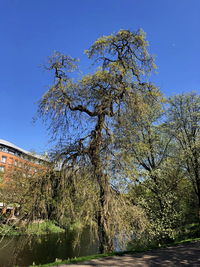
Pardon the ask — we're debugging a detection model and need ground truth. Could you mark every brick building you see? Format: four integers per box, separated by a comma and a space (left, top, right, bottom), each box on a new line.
0, 139, 48, 181
0, 139, 49, 216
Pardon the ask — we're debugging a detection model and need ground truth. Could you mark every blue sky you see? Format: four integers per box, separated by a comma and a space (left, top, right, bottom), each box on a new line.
0, 0, 200, 152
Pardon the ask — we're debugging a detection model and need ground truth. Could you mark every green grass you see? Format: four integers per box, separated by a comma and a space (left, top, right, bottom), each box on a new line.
29, 236, 200, 267
29, 251, 128, 267
172, 236, 200, 246
175, 223, 200, 240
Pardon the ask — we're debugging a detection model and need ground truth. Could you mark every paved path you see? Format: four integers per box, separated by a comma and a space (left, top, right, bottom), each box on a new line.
53, 241, 200, 266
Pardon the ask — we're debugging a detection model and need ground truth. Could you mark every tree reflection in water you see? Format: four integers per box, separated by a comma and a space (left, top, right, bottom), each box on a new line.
0, 230, 98, 267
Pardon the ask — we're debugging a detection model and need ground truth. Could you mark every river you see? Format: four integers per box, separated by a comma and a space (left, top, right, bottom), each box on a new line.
0, 231, 99, 267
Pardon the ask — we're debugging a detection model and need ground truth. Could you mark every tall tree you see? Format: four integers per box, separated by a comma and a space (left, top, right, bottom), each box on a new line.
115, 93, 185, 240
168, 93, 200, 220
38, 29, 157, 252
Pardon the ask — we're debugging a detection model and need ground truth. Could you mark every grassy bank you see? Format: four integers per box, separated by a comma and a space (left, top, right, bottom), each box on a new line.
25, 221, 65, 235
0, 221, 65, 236
29, 237, 200, 267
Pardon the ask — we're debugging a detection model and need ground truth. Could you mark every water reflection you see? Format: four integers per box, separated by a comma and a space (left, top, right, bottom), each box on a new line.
0, 231, 99, 267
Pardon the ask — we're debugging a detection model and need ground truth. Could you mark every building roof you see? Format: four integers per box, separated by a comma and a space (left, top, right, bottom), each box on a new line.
0, 139, 47, 161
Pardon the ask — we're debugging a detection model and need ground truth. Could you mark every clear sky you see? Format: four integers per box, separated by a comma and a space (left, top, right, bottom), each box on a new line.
0, 0, 200, 153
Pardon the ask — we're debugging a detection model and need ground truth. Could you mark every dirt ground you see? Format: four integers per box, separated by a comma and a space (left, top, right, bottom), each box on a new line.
53, 241, 200, 267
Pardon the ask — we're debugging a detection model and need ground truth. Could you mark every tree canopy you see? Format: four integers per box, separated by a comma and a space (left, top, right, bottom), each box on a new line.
37, 29, 161, 253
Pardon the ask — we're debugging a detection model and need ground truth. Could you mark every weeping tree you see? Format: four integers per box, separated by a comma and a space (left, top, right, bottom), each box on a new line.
38, 29, 158, 253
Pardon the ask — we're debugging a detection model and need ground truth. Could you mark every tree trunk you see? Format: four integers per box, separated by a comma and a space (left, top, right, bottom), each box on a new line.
97, 174, 114, 253
89, 114, 114, 253
196, 191, 200, 222
192, 154, 200, 222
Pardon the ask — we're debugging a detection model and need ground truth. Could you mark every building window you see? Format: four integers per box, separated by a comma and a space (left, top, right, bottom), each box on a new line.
0, 166, 5, 172
0, 147, 8, 153
14, 160, 18, 166
9, 157, 13, 165
1, 156, 7, 163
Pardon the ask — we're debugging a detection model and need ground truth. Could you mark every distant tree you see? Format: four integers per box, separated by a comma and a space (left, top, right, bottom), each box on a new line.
38, 29, 158, 252
0, 156, 60, 224
168, 93, 200, 220
115, 93, 185, 240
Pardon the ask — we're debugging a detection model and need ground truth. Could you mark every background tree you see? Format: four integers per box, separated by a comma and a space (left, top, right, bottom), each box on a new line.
38, 29, 158, 253
115, 93, 187, 241
168, 93, 200, 220
0, 164, 54, 222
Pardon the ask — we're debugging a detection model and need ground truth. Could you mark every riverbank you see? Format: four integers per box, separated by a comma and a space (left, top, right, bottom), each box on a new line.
0, 220, 65, 236
30, 237, 200, 267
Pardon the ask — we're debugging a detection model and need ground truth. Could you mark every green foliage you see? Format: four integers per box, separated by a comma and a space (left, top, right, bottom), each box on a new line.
0, 224, 20, 236
0, 221, 64, 236
25, 221, 65, 235
167, 93, 200, 219
4, 29, 199, 258
115, 90, 200, 242
36, 28, 158, 253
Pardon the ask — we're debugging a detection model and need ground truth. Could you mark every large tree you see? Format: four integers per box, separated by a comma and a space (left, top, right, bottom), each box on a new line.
115, 93, 185, 239
168, 93, 200, 220
38, 29, 157, 252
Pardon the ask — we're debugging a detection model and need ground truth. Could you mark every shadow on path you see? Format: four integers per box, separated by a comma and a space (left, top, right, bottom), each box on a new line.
58, 241, 200, 267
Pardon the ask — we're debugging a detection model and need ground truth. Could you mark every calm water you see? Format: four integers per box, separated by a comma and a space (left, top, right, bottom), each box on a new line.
0, 231, 99, 267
